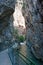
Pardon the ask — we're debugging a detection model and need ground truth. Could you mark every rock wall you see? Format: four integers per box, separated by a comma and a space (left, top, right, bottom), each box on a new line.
22, 0, 43, 61
0, 0, 43, 61
0, 0, 16, 51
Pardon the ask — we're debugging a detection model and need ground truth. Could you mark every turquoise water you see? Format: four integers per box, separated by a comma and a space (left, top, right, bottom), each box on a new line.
8, 44, 43, 65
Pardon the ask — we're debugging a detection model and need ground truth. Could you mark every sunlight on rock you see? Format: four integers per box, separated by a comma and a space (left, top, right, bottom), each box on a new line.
13, 0, 26, 29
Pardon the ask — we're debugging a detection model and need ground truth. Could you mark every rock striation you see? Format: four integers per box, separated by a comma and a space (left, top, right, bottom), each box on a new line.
0, 0, 16, 51
22, 0, 43, 61
0, 0, 43, 61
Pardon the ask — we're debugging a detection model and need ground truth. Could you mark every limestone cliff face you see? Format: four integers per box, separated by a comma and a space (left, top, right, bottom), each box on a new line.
22, 0, 43, 61
0, 0, 16, 51
0, 0, 43, 61
13, 0, 26, 36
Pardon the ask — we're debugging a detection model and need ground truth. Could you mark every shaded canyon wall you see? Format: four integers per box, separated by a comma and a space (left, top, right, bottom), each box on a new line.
0, 0, 16, 51
22, 0, 43, 61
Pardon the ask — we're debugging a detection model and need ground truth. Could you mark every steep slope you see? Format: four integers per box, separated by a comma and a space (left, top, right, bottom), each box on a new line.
0, 0, 16, 51
22, 0, 43, 61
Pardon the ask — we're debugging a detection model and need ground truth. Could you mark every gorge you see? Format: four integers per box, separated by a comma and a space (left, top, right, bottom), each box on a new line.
0, 0, 43, 65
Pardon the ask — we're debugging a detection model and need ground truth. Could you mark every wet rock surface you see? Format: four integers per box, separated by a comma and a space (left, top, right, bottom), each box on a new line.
22, 0, 43, 61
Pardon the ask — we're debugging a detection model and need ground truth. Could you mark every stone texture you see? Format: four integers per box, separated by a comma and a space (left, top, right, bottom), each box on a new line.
0, 0, 16, 51
22, 0, 43, 61
0, 0, 16, 9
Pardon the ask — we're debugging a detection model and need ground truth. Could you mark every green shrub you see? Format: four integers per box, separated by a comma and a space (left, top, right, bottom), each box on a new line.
13, 28, 25, 43
14, 29, 18, 34
13, 29, 19, 38
18, 35, 25, 42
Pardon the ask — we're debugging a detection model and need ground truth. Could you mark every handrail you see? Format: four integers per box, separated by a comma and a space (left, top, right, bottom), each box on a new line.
8, 52, 14, 65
